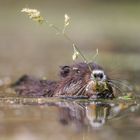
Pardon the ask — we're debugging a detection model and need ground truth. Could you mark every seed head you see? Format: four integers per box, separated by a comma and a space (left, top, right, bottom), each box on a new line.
21, 8, 44, 23
64, 14, 70, 26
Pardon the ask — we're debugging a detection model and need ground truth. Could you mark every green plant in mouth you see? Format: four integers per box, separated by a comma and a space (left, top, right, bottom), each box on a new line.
96, 82, 109, 92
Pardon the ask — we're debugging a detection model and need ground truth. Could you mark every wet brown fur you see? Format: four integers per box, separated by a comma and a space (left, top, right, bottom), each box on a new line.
12, 62, 114, 98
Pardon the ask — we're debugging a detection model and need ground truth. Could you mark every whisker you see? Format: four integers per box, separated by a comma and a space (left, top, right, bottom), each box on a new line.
108, 82, 123, 94
108, 79, 132, 91
75, 84, 87, 96
109, 78, 128, 83
81, 85, 88, 96
109, 80, 131, 89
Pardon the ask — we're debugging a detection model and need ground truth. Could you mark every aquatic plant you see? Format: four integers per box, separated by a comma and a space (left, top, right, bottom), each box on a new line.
21, 8, 99, 63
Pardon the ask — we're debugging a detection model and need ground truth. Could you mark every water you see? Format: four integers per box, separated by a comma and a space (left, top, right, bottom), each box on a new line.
1, 1, 140, 139
0, 95, 139, 140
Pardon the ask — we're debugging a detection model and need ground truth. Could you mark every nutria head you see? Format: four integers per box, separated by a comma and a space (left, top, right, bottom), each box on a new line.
55, 62, 114, 99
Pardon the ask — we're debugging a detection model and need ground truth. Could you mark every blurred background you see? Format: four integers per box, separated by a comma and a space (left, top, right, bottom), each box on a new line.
0, 1, 140, 140
0, 0, 140, 81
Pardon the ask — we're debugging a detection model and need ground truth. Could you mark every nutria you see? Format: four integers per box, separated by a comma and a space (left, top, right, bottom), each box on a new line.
12, 62, 115, 99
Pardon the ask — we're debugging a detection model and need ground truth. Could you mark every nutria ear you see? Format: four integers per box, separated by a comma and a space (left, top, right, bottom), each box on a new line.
60, 66, 71, 78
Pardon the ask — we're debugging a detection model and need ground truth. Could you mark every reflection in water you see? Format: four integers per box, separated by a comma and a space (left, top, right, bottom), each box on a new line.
0, 97, 139, 140
48, 99, 137, 130
86, 103, 111, 128
57, 102, 110, 129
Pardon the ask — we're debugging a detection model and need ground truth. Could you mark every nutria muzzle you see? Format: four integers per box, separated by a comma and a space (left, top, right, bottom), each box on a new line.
83, 68, 113, 98
85, 80, 114, 99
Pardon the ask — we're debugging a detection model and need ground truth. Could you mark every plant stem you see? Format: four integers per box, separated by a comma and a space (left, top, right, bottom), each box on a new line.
46, 20, 89, 63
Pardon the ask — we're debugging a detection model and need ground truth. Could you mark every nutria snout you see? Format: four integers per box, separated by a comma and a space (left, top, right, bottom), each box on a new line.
12, 62, 115, 99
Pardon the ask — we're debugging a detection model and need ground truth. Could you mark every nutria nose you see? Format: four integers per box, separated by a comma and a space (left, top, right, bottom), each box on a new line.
92, 70, 105, 81
94, 73, 103, 79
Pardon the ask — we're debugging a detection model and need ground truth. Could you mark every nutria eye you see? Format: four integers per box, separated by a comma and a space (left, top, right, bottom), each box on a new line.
60, 66, 70, 78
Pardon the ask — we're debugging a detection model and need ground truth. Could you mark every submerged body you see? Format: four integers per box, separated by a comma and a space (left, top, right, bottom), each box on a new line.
12, 62, 115, 99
